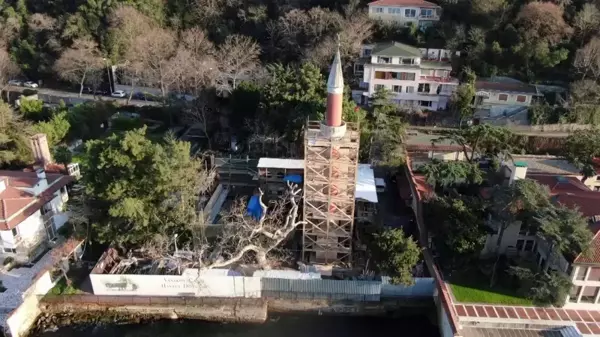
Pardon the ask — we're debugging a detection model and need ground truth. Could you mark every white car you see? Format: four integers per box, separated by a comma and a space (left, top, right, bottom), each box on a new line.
23, 81, 38, 88
8, 80, 22, 86
111, 90, 127, 98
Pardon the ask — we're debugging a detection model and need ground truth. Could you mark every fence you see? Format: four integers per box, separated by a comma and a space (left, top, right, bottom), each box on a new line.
88, 272, 436, 303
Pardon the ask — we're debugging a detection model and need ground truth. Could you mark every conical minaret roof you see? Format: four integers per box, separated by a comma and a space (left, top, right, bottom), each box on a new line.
327, 44, 344, 95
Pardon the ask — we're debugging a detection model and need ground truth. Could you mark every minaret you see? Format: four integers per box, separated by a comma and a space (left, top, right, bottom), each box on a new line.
302, 38, 361, 265
326, 42, 344, 128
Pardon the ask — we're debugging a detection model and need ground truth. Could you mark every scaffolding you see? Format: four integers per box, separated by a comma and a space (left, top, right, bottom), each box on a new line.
302, 120, 360, 264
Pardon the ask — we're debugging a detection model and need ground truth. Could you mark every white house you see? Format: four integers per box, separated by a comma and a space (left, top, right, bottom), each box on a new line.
368, 0, 442, 29
474, 78, 539, 118
353, 42, 458, 110
0, 169, 73, 261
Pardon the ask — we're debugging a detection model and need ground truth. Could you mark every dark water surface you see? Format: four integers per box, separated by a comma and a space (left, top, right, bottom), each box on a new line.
34, 314, 440, 337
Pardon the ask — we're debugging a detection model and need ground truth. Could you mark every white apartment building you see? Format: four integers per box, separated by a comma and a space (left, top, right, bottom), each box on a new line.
368, 0, 441, 29
0, 169, 73, 261
353, 41, 458, 110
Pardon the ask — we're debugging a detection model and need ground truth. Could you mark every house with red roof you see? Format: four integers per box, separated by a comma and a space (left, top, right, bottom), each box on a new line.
0, 134, 76, 262
0, 168, 74, 261
368, 0, 441, 29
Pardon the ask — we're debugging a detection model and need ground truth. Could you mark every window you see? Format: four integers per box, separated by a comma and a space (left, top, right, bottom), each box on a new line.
437, 70, 449, 77
405, 9, 416, 17
516, 240, 524, 251
421, 69, 434, 76
569, 286, 582, 302
363, 49, 372, 57
375, 71, 385, 79
374, 84, 385, 91
11, 227, 18, 237
402, 58, 414, 65
3, 248, 16, 253
576, 267, 588, 280
388, 8, 402, 14
374, 7, 383, 13
589, 267, 600, 281
398, 72, 415, 80
420, 8, 434, 18
498, 93, 508, 101
377, 56, 391, 64
419, 101, 432, 107
406, 86, 415, 93
580, 286, 599, 303
516, 95, 527, 103
392, 85, 402, 93
418, 83, 431, 93
354, 64, 364, 73
524, 240, 535, 252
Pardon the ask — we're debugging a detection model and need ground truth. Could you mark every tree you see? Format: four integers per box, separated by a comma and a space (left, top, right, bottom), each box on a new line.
509, 264, 572, 306
563, 128, 600, 180
54, 37, 104, 97
488, 179, 551, 285
451, 69, 476, 125
53, 145, 72, 171
573, 4, 600, 43
0, 47, 19, 100
372, 228, 421, 286
19, 99, 45, 121
425, 195, 489, 269
368, 87, 406, 169
0, 101, 32, 166
514, 2, 572, 46
32, 111, 70, 147
215, 34, 260, 94
67, 101, 117, 140
573, 37, 600, 80
420, 160, 483, 189
434, 124, 515, 163
534, 204, 592, 272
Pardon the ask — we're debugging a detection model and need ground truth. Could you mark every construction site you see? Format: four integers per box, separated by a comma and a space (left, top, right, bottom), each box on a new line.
203, 46, 384, 271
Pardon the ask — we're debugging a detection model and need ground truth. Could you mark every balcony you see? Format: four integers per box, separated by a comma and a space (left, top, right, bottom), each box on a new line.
418, 14, 439, 20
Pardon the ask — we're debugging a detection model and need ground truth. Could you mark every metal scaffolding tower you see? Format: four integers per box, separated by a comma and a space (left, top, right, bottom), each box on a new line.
302, 120, 360, 264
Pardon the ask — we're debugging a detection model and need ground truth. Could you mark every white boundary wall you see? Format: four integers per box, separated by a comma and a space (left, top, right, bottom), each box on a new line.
89, 273, 261, 298
5, 271, 55, 337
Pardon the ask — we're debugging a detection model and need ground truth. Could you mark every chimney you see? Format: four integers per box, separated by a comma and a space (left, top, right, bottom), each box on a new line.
30, 134, 52, 166
33, 167, 48, 196
509, 161, 528, 185
326, 44, 344, 128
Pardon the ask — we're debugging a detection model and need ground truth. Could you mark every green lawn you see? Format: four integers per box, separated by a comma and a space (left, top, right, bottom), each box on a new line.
449, 270, 534, 306
48, 277, 81, 295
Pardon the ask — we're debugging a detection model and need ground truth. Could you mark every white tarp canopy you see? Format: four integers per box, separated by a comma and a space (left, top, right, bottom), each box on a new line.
356, 164, 378, 203
257, 158, 304, 169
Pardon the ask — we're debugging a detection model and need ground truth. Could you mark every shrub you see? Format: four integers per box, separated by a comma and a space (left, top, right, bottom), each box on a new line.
22, 88, 38, 96
2, 256, 13, 266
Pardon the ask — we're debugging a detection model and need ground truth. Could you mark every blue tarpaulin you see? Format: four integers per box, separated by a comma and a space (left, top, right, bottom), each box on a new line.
284, 174, 303, 184
247, 195, 263, 220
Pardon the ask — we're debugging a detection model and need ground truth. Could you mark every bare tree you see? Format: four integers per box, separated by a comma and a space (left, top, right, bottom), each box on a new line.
142, 182, 304, 271
127, 27, 177, 97
574, 37, 600, 80
28, 13, 57, 33
54, 37, 104, 96
305, 11, 373, 69
181, 91, 220, 149
216, 34, 260, 94
515, 2, 572, 45
574, 4, 600, 44
0, 48, 19, 100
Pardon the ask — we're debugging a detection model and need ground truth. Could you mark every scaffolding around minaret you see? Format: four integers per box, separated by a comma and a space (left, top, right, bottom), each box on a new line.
302, 120, 360, 264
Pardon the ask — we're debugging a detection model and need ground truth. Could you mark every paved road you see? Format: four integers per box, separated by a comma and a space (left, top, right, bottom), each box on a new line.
7, 86, 161, 107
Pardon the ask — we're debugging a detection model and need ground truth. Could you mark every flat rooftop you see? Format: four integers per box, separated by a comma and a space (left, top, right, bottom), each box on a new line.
405, 131, 464, 152
509, 155, 580, 176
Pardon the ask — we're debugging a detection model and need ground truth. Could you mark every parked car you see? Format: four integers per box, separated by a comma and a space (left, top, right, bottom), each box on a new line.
8, 80, 22, 86
94, 89, 109, 96
23, 81, 38, 88
82, 87, 93, 94
111, 90, 127, 98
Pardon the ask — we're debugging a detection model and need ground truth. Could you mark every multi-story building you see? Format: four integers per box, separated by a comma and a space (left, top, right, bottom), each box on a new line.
0, 168, 73, 261
0, 134, 75, 261
368, 0, 442, 29
353, 42, 458, 110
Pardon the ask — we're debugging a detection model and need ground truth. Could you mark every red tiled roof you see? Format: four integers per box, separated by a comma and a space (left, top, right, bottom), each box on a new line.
575, 230, 600, 264
369, 0, 440, 7
529, 175, 600, 218
0, 170, 74, 230
455, 304, 600, 334
475, 81, 538, 94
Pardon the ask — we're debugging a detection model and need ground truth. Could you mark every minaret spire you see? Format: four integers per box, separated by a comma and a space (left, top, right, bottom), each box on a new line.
325, 34, 344, 127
